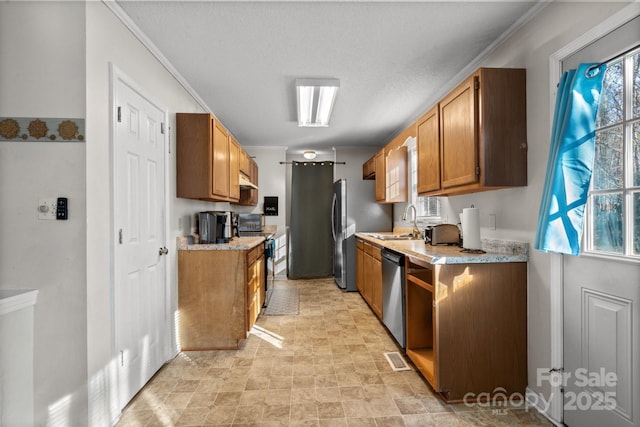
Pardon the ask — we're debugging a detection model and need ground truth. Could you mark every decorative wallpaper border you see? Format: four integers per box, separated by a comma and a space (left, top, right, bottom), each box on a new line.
0, 117, 85, 142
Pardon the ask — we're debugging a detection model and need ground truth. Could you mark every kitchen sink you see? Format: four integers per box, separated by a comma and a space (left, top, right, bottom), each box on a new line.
364, 233, 419, 241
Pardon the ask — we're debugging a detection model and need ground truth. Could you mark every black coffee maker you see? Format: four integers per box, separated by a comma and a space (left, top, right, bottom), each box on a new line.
198, 211, 232, 243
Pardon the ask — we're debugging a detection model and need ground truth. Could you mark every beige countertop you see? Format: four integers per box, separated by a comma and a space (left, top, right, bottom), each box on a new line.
356, 232, 528, 264
177, 236, 265, 251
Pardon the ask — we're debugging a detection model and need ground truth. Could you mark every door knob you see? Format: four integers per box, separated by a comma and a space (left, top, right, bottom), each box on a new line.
159, 247, 168, 256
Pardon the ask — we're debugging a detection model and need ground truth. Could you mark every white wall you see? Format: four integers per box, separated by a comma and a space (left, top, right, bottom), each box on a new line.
0, 2, 88, 425
242, 146, 288, 231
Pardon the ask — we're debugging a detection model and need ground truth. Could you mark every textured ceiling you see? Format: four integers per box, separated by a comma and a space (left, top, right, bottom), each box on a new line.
116, 1, 540, 154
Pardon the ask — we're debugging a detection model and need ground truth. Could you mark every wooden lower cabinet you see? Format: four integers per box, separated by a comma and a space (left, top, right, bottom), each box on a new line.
356, 239, 364, 294
178, 245, 264, 350
246, 244, 265, 331
356, 239, 383, 320
405, 257, 527, 402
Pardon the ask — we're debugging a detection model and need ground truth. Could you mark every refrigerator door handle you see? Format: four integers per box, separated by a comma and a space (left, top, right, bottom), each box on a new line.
331, 193, 337, 241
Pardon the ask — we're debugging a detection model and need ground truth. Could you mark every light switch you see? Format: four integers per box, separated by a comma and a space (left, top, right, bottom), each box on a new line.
38, 198, 57, 220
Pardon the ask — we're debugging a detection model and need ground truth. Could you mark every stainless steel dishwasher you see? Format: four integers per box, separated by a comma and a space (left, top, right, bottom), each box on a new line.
381, 248, 405, 349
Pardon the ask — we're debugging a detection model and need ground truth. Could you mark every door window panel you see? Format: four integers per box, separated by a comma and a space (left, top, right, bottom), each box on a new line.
586, 46, 640, 258
596, 59, 623, 128
593, 126, 623, 190
592, 193, 624, 253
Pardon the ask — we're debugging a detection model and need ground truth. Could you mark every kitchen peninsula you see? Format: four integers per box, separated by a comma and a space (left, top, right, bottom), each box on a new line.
177, 236, 266, 350
356, 232, 528, 403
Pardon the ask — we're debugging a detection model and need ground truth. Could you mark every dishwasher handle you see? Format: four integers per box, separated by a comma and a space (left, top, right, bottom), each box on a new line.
381, 248, 404, 265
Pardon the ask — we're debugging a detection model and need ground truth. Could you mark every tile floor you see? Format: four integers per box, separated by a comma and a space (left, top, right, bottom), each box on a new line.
116, 278, 553, 427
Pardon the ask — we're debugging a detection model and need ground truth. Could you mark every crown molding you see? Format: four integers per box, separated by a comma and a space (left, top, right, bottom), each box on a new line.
101, 0, 212, 113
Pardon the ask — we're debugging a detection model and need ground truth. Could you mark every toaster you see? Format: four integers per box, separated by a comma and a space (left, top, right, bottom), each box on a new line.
425, 224, 460, 245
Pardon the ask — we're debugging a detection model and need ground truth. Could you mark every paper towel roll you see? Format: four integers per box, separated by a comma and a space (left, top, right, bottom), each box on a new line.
461, 207, 481, 250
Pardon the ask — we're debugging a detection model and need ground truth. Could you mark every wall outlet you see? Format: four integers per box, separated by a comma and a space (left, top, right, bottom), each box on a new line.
38, 198, 57, 220
488, 213, 497, 230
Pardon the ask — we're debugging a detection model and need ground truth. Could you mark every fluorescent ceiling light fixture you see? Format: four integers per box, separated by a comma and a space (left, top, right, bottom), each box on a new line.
303, 150, 316, 160
296, 78, 340, 127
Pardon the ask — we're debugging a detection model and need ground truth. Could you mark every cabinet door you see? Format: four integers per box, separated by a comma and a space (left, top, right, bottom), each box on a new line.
176, 113, 212, 200
249, 160, 259, 205
251, 159, 258, 185
439, 74, 478, 189
374, 150, 386, 202
247, 258, 259, 331
212, 119, 230, 199
362, 243, 382, 319
257, 254, 265, 311
370, 253, 383, 319
362, 249, 373, 304
240, 149, 251, 177
362, 157, 375, 180
356, 241, 364, 294
228, 136, 240, 202
385, 146, 407, 203
417, 106, 441, 194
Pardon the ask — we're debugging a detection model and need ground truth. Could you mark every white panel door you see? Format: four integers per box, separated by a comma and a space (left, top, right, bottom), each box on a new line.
561, 17, 640, 426
113, 70, 167, 410
564, 256, 640, 427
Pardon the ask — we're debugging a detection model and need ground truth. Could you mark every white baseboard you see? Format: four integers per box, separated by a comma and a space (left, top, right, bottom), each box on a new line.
526, 387, 563, 427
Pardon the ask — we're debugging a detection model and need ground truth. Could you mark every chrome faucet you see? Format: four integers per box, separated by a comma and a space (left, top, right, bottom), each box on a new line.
402, 204, 420, 239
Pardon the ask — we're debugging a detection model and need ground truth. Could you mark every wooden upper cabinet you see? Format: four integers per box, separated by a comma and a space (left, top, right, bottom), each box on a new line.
240, 149, 251, 177
177, 112, 244, 202
417, 106, 441, 194
362, 156, 375, 180
385, 146, 408, 203
238, 157, 259, 206
228, 136, 240, 202
440, 73, 478, 189
251, 158, 258, 186
365, 123, 412, 203
211, 119, 230, 199
374, 150, 386, 202
176, 113, 215, 200
439, 68, 527, 195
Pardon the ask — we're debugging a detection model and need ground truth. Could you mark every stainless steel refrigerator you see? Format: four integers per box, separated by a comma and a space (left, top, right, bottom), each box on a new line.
331, 178, 392, 291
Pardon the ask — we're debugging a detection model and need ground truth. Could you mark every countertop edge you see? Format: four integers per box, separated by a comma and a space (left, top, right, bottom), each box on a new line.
177, 236, 265, 251
356, 233, 529, 264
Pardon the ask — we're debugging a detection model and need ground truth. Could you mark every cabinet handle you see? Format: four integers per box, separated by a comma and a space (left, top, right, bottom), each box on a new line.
159, 247, 168, 256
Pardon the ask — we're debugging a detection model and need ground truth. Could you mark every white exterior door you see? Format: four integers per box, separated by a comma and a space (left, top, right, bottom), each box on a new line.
561, 17, 640, 426
113, 67, 168, 409
563, 256, 640, 427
